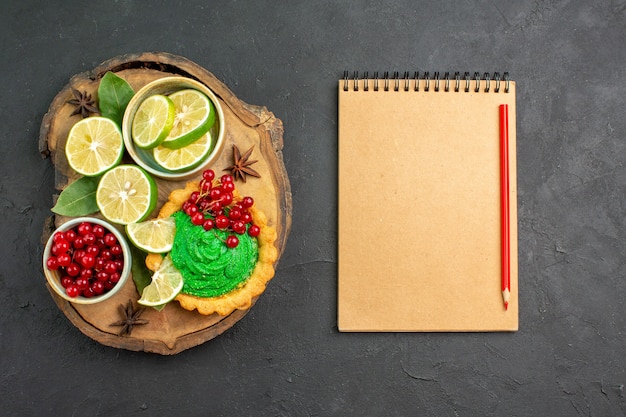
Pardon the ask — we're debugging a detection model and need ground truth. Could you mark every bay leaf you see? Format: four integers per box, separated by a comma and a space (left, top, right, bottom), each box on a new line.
51, 176, 100, 216
97, 71, 134, 127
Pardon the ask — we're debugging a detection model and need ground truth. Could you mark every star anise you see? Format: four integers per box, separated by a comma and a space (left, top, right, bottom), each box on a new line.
224, 144, 261, 182
67, 87, 99, 118
110, 299, 149, 336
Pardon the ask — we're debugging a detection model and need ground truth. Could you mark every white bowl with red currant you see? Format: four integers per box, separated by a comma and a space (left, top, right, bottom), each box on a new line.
43, 217, 131, 304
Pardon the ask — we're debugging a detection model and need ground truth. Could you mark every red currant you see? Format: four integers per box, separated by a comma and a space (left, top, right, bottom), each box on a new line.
228, 208, 242, 220
46, 257, 59, 270
96, 271, 109, 282
203, 169, 215, 182
53, 231, 66, 243
82, 233, 96, 246
92, 224, 105, 238
215, 215, 230, 229
61, 276, 73, 288
104, 261, 117, 274
75, 278, 90, 291
203, 218, 215, 231
221, 193, 233, 206
73, 236, 85, 249
226, 235, 239, 248
221, 174, 233, 183
248, 225, 261, 237
77, 222, 92, 236
241, 196, 254, 209
241, 211, 253, 224
103, 233, 117, 247
86, 245, 99, 256
82, 287, 95, 298
80, 254, 96, 269
66, 263, 81, 277
91, 281, 105, 295
95, 257, 106, 271
109, 272, 121, 284
232, 220, 246, 234
110, 245, 122, 256
210, 187, 222, 200
191, 212, 205, 225
66, 285, 80, 298
222, 181, 235, 193
64, 229, 77, 243
57, 253, 71, 267
185, 204, 199, 217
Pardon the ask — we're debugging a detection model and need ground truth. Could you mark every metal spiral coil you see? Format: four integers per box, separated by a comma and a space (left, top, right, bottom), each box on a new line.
343, 71, 510, 93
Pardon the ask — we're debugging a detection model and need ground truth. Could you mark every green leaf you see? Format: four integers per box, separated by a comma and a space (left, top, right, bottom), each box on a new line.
130, 244, 151, 295
97, 71, 134, 127
51, 176, 100, 216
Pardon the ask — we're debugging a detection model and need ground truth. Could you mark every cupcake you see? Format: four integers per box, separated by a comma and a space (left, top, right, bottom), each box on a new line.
145, 169, 278, 316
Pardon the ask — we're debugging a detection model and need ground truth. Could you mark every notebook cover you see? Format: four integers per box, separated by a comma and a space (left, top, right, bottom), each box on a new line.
337, 77, 518, 332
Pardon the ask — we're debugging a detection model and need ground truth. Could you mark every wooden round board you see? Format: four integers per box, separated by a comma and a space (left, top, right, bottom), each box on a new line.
39, 52, 292, 354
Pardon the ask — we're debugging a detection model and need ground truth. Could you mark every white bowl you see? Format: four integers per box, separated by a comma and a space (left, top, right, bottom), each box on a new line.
42, 217, 131, 304
122, 76, 226, 180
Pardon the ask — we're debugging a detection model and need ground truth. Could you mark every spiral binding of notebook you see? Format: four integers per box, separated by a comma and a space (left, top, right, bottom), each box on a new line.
342, 71, 510, 93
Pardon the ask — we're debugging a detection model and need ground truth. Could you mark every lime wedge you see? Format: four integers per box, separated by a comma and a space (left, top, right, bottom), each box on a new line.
96, 165, 157, 225
131, 94, 175, 149
161, 89, 215, 149
65, 116, 124, 176
138, 254, 184, 307
126, 217, 176, 254
152, 131, 213, 172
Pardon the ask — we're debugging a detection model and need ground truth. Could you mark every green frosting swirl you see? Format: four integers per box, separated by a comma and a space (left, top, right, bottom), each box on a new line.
170, 211, 258, 298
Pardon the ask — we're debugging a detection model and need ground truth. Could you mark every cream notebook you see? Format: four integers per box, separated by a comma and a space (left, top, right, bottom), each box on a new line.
338, 71, 518, 332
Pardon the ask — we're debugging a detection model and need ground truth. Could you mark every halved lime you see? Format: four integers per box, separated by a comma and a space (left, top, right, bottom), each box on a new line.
131, 94, 175, 149
152, 131, 213, 172
161, 89, 215, 149
65, 117, 124, 176
126, 217, 176, 254
138, 254, 184, 307
96, 165, 157, 225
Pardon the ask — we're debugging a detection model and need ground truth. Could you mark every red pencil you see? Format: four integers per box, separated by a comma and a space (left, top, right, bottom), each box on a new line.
499, 104, 510, 310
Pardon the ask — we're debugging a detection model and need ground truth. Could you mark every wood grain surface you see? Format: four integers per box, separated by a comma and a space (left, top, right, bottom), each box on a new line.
39, 52, 292, 354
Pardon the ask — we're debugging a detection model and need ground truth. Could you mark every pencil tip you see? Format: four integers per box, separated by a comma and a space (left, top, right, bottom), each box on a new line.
504, 301, 508, 311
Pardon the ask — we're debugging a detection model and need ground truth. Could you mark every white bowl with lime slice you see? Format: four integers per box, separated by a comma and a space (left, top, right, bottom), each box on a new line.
122, 76, 225, 180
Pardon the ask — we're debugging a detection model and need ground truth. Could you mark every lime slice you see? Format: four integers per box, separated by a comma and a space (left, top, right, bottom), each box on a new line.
131, 94, 175, 149
161, 89, 215, 149
138, 254, 184, 307
126, 217, 176, 254
65, 117, 124, 176
96, 165, 157, 225
152, 131, 213, 172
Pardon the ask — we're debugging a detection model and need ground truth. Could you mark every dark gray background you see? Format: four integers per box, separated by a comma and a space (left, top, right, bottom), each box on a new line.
2, 0, 625, 416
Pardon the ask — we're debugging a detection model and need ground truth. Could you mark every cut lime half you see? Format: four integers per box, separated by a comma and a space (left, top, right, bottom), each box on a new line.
65, 117, 124, 176
153, 131, 213, 172
138, 254, 184, 307
161, 89, 215, 149
131, 94, 176, 149
96, 165, 157, 225
126, 217, 176, 254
